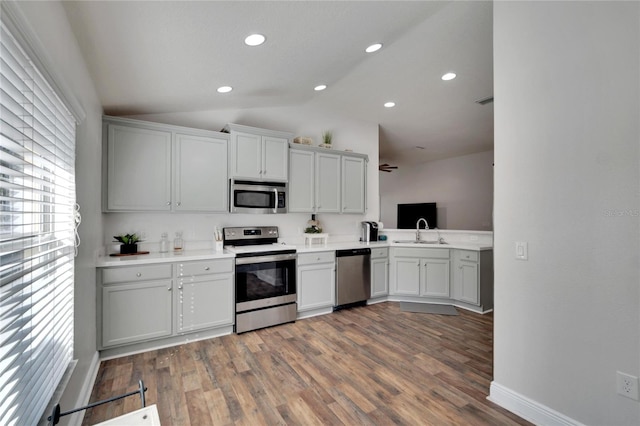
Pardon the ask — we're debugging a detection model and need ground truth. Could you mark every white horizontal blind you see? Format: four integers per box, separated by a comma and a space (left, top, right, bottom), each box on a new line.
0, 19, 76, 426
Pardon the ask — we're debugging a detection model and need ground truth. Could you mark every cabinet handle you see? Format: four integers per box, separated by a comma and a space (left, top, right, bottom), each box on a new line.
177, 201, 181, 207
166, 201, 171, 206
204, 266, 210, 271
136, 272, 142, 277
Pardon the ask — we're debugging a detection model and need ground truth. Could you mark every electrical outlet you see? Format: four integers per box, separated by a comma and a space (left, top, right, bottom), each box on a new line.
616, 371, 639, 400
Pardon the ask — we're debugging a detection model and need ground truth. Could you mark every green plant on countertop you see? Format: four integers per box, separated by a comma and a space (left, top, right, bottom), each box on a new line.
322, 130, 332, 145
304, 225, 323, 234
113, 233, 141, 244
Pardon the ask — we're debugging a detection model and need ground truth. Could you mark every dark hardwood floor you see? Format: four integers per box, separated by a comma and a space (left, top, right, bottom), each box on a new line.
82, 302, 529, 425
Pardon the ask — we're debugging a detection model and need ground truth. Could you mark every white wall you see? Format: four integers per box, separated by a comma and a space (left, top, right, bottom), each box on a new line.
105, 105, 379, 248
492, 2, 639, 425
13, 1, 104, 424
380, 150, 493, 230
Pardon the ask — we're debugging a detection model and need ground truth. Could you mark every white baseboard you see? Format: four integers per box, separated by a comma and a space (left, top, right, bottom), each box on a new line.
67, 351, 101, 426
488, 381, 585, 426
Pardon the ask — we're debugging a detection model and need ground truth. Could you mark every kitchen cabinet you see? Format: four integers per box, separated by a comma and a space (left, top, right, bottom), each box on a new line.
98, 258, 234, 350
103, 116, 229, 212
288, 144, 367, 214
370, 247, 389, 298
341, 155, 366, 214
175, 259, 234, 333
174, 133, 227, 212
296, 251, 335, 314
451, 249, 493, 310
225, 123, 291, 181
100, 264, 173, 348
390, 247, 450, 298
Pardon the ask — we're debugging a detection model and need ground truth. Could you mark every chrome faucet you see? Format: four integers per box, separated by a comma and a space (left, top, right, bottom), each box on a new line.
416, 218, 428, 241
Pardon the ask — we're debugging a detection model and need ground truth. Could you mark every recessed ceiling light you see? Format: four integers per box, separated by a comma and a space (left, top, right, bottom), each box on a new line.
365, 43, 383, 53
441, 72, 456, 81
244, 34, 266, 46
314, 84, 327, 91
217, 86, 233, 93
384, 102, 395, 108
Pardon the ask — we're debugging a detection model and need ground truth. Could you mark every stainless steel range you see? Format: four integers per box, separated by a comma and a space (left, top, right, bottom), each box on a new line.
223, 226, 297, 333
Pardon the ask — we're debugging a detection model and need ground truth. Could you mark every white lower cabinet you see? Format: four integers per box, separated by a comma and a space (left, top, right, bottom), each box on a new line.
99, 259, 234, 350
451, 249, 493, 310
100, 264, 173, 348
390, 248, 450, 298
297, 251, 336, 313
370, 247, 389, 298
175, 259, 234, 333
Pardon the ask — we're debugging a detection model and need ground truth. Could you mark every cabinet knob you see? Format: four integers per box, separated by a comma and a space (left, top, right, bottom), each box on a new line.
167, 287, 172, 291
204, 266, 210, 271
178, 285, 183, 290
177, 201, 181, 207
136, 272, 142, 277
167, 201, 171, 206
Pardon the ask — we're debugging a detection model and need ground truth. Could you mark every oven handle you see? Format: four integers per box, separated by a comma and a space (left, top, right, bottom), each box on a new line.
235, 252, 297, 265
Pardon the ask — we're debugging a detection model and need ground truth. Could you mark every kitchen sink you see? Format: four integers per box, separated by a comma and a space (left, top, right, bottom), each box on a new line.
393, 240, 447, 245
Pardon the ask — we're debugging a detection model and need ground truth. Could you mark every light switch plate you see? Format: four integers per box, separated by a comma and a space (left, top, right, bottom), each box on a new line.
515, 242, 528, 260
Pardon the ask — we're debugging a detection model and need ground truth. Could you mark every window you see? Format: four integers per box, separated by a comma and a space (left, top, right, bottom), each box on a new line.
0, 17, 77, 425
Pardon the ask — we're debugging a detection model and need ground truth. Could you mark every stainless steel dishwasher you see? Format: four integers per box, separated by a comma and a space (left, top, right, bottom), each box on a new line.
335, 248, 371, 309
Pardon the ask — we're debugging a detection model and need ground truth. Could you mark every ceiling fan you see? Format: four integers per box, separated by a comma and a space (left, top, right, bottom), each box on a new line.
379, 163, 398, 172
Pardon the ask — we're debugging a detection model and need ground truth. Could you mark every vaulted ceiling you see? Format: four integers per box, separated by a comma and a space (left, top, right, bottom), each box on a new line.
63, 1, 493, 166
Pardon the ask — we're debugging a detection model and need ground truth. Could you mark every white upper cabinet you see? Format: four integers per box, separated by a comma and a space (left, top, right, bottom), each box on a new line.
315, 152, 341, 213
106, 124, 172, 211
103, 116, 229, 212
174, 133, 227, 212
288, 144, 368, 214
225, 123, 292, 181
341, 155, 366, 214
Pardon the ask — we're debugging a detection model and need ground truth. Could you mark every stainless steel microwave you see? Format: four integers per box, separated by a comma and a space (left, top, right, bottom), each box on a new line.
230, 179, 288, 214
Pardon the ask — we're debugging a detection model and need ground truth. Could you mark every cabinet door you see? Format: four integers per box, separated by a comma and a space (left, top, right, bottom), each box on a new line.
107, 124, 172, 211
371, 257, 389, 298
175, 133, 228, 212
288, 149, 315, 212
315, 152, 341, 213
456, 261, 479, 305
391, 258, 420, 295
262, 136, 289, 181
230, 131, 262, 179
297, 264, 335, 311
177, 274, 233, 333
341, 155, 366, 213
102, 280, 173, 347
420, 259, 450, 298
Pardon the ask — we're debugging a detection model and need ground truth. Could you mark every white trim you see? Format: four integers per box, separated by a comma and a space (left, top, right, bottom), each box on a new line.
489, 381, 585, 426
1, 0, 86, 123
67, 352, 101, 426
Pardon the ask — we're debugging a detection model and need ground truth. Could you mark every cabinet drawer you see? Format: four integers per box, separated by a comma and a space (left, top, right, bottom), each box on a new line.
458, 250, 479, 262
177, 259, 234, 277
102, 264, 172, 284
297, 251, 336, 266
391, 247, 450, 259
371, 247, 389, 259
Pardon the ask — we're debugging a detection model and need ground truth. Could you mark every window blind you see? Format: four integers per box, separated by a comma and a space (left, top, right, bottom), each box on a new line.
0, 19, 76, 426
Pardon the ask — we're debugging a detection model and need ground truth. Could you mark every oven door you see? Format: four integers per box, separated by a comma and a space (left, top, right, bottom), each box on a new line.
235, 252, 296, 312
230, 181, 287, 214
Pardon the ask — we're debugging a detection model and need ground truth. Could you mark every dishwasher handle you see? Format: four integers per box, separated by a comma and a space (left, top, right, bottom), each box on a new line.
336, 248, 371, 257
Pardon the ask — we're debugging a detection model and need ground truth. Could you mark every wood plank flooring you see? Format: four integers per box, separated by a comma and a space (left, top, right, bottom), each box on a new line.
82, 302, 529, 425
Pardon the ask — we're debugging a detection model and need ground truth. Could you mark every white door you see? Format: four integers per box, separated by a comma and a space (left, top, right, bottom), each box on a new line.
288, 149, 315, 212
262, 136, 289, 181
341, 155, 366, 213
315, 152, 341, 213
230, 131, 261, 178
420, 259, 450, 298
178, 275, 233, 332
392, 258, 420, 295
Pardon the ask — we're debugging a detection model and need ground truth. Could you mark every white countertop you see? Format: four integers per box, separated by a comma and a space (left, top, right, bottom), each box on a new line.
96, 240, 490, 267
96, 249, 234, 267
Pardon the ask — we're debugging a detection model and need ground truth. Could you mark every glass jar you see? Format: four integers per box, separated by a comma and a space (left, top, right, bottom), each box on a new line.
159, 232, 169, 253
174, 231, 184, 251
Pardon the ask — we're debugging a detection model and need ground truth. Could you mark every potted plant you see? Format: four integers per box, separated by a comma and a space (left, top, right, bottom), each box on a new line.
114, 233, 141, 254
321, 130, 332, 148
